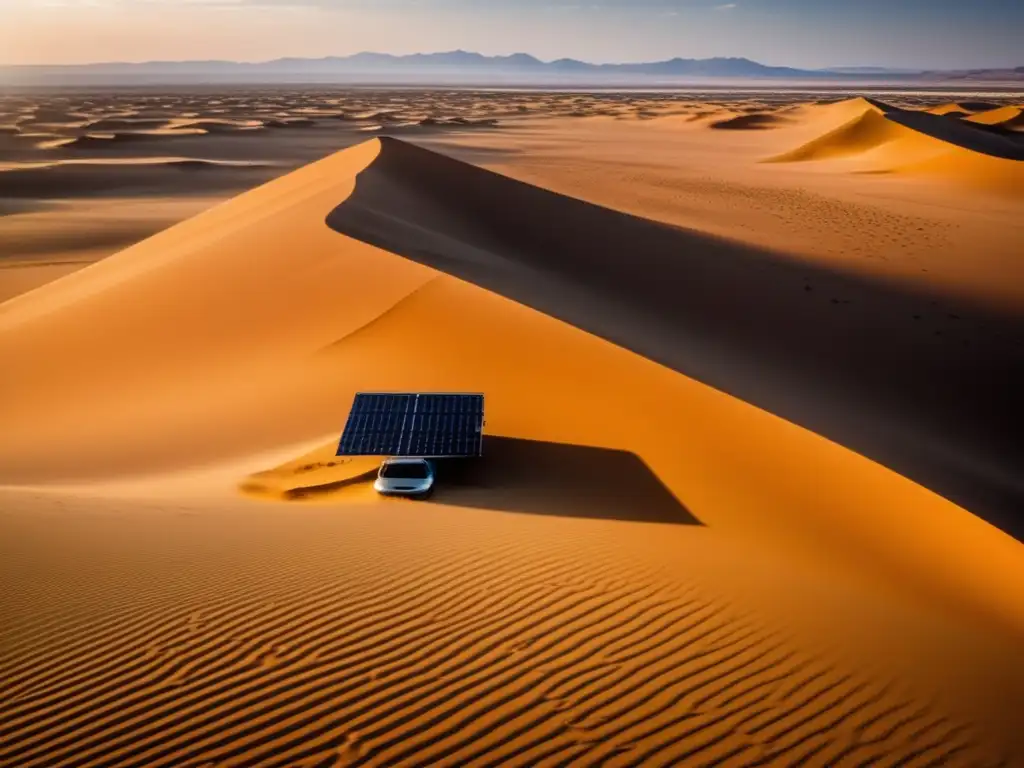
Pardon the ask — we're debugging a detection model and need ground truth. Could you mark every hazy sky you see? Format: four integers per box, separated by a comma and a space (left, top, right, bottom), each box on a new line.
1, 0, 1020, 69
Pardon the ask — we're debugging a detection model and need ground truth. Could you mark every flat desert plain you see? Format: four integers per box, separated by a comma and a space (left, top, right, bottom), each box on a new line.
1, 87, 1023, 767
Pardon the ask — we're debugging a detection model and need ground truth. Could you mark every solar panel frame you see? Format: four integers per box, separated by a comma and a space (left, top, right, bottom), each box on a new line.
336, 392, 485, 457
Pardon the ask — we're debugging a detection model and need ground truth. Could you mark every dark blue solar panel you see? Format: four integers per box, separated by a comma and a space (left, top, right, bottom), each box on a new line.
337, 392, 484, 457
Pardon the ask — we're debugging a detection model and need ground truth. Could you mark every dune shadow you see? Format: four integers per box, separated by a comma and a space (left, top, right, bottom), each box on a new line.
430, 436, 700, 525
709, 113, 784, 130
409, 138, 526, 166
326, 137, 1024, 539
878, 103, 1024, 161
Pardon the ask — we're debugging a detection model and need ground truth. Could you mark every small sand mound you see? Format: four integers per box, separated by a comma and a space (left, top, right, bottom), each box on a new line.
23, 107, 74, 123
417, 116, 500, 128
708, 113, 787, 130
52, 132, 167, 149
959, 101, 1002, 113
928, 103, 967, 116
264, 118, 315, 129
966, 106, 1024, 128
928, 101, 1001, 116
84, 118, 172, 132
176, 120, 264, 133
0, 159, 275, 199
686, 110, 720, 122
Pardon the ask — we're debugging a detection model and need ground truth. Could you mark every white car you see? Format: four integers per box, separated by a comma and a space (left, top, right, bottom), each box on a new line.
373, 457, 435, 498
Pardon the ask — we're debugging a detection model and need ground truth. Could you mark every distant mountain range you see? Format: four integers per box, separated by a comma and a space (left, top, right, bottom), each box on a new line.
3, 51, 1023, 86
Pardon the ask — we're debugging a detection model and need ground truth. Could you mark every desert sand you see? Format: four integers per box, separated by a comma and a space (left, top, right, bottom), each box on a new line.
1, 88, 1023, 767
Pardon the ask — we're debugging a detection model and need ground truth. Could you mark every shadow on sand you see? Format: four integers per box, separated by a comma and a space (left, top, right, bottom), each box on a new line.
430, 436, 700, 526
327, 137, 1024, 539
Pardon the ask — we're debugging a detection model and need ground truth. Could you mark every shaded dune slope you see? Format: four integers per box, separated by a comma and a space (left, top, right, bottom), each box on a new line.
51, 133, 171, 149
327, 137, 1024, 538
781, 99, 1024, 160
0, 161, 275, 199
881, 107, 1024, 160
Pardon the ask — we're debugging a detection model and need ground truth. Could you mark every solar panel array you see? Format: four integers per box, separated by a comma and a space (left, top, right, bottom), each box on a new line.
336, 392, 485, 457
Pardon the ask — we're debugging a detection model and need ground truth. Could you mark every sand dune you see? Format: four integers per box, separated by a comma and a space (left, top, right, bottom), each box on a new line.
967, 105, 1024, 129
928, 103, 972, 116
327, 138, 1023, 535
777, 98, 1024, 160
265, 117, 317, 128
172, 119, 266, 133
84, 118, 174, 132
708, 113, 788, 130
922, 102, 999, 116
771, 98, 1024, 195
47, 132, 174, 149
3, 490, 1019, 768
0, 159, 275, 199
0, 135, 1020, 604
2, 96, 1023, 766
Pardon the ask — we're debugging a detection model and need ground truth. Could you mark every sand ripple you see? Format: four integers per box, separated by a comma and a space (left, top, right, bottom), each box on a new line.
0, 495, 1006, 768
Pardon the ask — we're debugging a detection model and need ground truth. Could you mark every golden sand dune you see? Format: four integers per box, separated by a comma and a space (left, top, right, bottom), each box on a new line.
46, 132, 176, 150
326, 139, 1024, 534
84, 118, 174, 132
927, 103, 971, 116
967, 105, 1024, 129
770, 98, 1024, 194
1, 117, 1023, 766
172, 119, 266, 133
265, 117, 317, 129
2, 489, 1019, 768
925, 102, 1002, 117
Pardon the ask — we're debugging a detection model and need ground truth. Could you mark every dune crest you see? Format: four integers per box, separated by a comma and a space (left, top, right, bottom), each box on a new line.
770, 99, 1024, 195
0, 139, 442, 480
327, 137, 1024, 536
967, 105, 1024, 129
2, 132, 1023, 765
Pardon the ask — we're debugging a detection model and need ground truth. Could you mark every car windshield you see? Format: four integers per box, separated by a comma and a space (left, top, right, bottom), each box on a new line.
381, 462, 429, 479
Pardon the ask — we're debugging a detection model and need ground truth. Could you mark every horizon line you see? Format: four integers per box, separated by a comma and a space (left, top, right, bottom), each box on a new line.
2, 50, 1018, 72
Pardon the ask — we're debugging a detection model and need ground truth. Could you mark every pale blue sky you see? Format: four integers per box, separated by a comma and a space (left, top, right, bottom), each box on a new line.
1, 0, 1020, 68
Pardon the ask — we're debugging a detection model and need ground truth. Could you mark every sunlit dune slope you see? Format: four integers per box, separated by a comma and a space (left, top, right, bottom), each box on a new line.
770, 98, 1024, 194
966, 105, 1024, 129
0, 140, 434, 479
926, 102, 1000, 117
928, 103, 971, 116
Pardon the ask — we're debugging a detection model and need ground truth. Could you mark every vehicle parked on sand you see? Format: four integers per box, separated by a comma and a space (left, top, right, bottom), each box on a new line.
373, 457, 435, 498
